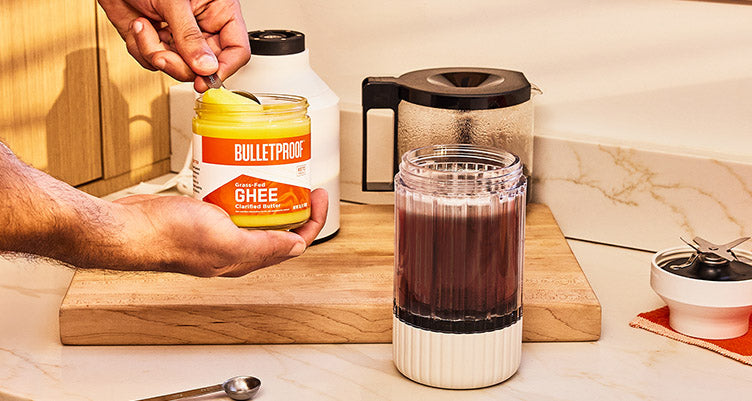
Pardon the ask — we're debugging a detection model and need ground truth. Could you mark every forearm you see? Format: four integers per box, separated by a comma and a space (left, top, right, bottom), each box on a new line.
0, 142, 129, 267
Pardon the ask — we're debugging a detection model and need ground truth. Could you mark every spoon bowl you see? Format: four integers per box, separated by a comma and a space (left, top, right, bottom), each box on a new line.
203, 74, 261, 104
231, 90, 261, 103
223, 376, 261, 400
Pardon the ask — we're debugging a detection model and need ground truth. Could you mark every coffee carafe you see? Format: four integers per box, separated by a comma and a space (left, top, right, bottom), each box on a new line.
362, 67, 539, 192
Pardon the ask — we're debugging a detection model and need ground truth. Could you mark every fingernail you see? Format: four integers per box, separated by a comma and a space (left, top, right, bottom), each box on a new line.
153, 57, 166, 70
132, 20, 143, 34
197, 53, 218, 71
288, 240, 306, 257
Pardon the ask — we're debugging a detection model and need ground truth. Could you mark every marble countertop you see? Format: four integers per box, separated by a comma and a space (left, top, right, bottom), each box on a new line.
2, 238, 751, 401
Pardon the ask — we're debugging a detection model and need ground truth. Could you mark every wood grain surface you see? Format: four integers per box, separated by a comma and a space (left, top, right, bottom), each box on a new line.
0, 0, 101, 185
60, 203, 601, 345
96, 4, 172, 180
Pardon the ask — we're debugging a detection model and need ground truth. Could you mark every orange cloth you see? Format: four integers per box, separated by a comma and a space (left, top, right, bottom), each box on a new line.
630, 306, 752, 365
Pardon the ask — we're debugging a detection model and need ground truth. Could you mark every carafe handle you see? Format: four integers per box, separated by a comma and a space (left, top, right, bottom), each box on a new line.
361, 77, 400, 192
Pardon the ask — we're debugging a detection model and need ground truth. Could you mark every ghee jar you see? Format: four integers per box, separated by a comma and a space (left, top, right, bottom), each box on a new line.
192, 89, 311, 229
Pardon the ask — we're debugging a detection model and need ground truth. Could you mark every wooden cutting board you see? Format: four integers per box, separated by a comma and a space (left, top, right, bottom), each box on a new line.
59, 203, 601, 345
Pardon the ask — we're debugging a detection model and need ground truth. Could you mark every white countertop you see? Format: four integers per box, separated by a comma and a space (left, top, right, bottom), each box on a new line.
2, 237, 751, 401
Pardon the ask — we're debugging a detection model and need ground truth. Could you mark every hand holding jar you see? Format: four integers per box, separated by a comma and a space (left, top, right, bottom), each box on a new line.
109, 189, 329, 277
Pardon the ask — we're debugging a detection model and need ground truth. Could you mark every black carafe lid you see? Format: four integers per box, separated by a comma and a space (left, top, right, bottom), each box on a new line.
386, 67, 531, 110
248, 30, 305, 55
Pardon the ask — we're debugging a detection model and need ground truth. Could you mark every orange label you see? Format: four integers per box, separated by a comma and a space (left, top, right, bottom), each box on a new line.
203, 174, 310, 215
202, 134, 311, 166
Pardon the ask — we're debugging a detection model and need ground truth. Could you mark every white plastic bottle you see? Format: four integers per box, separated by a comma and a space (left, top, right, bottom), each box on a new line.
225, 30, 341, 242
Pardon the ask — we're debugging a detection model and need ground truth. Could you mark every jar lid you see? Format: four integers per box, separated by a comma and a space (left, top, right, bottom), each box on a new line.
248, 30, 305, 55
392, 67, 532, 110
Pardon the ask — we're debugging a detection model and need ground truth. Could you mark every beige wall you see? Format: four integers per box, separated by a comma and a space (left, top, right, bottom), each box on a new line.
240, 0, 752, 160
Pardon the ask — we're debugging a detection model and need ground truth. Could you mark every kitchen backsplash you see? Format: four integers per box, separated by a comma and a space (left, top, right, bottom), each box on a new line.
533, 135, 752, 252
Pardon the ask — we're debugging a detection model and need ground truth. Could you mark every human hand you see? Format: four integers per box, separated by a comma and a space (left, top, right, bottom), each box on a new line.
98, 0, 251, 92
110, 188, 328, 277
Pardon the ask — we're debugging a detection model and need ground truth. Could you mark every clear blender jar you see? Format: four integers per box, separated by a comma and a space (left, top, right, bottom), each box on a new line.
393, 144, 526, 389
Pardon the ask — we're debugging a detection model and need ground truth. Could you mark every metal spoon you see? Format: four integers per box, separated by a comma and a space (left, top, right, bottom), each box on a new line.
136, 376, 261, 401
203, 73, 261, 103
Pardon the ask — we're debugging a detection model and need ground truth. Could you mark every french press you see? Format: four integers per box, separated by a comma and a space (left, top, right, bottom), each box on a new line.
362, 67, 539, 192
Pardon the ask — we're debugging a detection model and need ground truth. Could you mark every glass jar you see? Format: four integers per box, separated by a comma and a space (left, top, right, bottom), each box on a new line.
192, 93, 311, 230
393, 144, 526, 389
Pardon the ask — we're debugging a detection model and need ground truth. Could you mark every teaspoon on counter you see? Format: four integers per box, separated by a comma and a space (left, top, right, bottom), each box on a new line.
203, 73, 261, 103
135, 375, 261, 401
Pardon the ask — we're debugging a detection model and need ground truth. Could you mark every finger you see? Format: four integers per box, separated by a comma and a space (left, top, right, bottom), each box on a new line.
219, 230, 307, 277
213, 14, 251, 79
98, 0, 141, 38
249, 230, 307, 262
99, 1, 154, 70
158, 0, 218, 76
132, 18, 195, 81
203, 35, 223, 56
157, 28, 174, 48
124, 23, 156, 71
193, 75, 210, 93
192, 1, 249, 84
206, 202, 231, 218
191, 35, 225, 92
292, 189, 329, 245
113, 194, 161, 205
216, 45, 251, 82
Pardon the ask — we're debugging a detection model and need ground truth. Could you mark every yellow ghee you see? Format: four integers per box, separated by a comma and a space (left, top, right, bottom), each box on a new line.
192, 89, 311, 229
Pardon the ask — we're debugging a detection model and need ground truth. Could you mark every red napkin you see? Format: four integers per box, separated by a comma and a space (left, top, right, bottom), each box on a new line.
630, 306, 752, 365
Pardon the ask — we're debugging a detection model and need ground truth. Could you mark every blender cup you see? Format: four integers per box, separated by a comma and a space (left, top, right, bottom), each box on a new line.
393, 144, 526, 389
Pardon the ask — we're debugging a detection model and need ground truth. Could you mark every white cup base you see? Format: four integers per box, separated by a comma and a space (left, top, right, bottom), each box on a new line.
392, 315, 522, 389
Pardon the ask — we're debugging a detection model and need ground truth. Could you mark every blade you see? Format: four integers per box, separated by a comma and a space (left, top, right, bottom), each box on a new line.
692, 236, 734, 262
681, 237, 700, 252
691, 236, 714, 252
721, 237, 750, 251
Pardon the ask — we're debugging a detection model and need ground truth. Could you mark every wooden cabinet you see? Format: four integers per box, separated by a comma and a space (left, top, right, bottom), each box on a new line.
0, 0, 101, 185
0, 1, 171, 196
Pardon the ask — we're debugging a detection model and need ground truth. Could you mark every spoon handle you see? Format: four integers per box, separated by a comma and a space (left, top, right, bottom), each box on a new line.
203, 74, 223, 89
134, 383, 223, 401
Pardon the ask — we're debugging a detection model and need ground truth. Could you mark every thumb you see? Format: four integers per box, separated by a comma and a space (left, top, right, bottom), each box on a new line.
113, 194, 161, 205
218, 230, 307, 277
160, 1, 218, 76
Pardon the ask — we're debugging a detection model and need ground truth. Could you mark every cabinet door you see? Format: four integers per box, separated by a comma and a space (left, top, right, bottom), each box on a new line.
96, 4, 172, 181
0, 0, 101, 186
